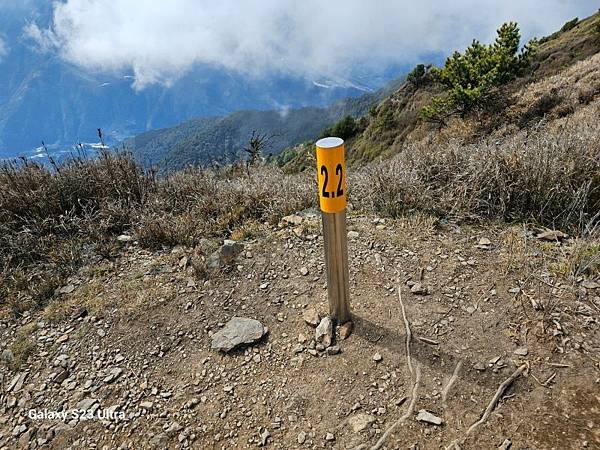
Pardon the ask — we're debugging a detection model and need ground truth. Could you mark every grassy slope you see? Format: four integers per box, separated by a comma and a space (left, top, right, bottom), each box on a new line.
278, 12, 600, 170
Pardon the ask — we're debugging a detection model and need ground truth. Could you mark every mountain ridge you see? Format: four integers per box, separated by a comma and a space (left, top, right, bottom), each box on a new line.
0, 4, 393, 158
125, 76, 405, 169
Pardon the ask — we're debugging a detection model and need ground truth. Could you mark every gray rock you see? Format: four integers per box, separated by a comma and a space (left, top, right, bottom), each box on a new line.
326, 345, 340, 356
372, 352, 383, 362
325, 432, 335, 441
185, 398, 200, 409
103, 368, 123, 384
474, 362, 487, 371
166, 421, 183, 436
315, 317, 333, 347
513, 347, 528, 356
57, 284, 76, 295
416, 409, 443, 425
259, 428, 270, 447
348, 413, 376, 433
303, 307, 320, 327
207, 251, 221, 269
117, 234, 132, 242
293, 344, 304, 354
150, 433, 168, 447
211, 317, 267, 352
1, 349, 14, 365
297, 431, 307, 444
208, 240, 244, 269
338, 321, 353, 340
54, 369, 69, 384
477, 237, 492, 248
219, 239, 244, 265
54, 353, 69, 367
13, 424, 27, 436
282, 214, 303, 226
348, 231, 360, 239
410, 283, 429, 295
8, 372, 27, 392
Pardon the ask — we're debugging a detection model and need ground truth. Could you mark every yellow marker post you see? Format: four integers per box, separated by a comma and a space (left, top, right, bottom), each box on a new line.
316, 137, 351, 325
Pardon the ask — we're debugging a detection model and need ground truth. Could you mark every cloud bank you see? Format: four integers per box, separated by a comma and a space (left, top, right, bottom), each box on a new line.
25, 0, 595, 89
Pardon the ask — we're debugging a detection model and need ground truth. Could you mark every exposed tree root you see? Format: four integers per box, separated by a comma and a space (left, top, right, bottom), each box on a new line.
370, 364, 421, 450
399, 288, 414, 376
370, 288, 419, 450
445, 363, 529, 449
442, 361, 463, 407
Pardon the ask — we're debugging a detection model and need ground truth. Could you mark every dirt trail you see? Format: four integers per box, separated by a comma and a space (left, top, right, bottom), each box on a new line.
1, 211, 599, 449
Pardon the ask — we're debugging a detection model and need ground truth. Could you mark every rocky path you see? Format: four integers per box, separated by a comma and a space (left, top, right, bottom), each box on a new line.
1, 211, 599, 449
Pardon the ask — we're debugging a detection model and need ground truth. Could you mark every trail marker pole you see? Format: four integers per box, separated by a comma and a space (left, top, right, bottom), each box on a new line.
315, 137, 351, 324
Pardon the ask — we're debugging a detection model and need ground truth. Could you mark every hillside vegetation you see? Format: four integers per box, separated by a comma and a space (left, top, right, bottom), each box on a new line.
1, 13, 599, 316
125, 79, 403, 170
279, 12, 600, 167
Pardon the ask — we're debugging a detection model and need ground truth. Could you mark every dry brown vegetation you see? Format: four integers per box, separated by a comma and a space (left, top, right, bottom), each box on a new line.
352, 103, 600, 232
0, 156, 315, 314
1, 15, 599, 319
1, 98, 599, 318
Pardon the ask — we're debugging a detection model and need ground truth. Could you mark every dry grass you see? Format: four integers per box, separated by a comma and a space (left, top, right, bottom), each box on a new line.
512, 52, 600, 125
8, 322, 38, 369
136, 166, 314, 249
1, 81, 599, 318
351, 103, 600, 233
551, 238, 600, 279
0, 154, 315, 315
0, 151, 153, 313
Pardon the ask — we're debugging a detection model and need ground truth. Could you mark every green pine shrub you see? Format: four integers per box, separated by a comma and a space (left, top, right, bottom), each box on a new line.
421, 22, 537, 123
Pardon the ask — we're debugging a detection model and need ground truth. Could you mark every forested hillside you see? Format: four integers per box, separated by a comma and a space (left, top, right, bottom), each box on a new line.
126, 78, 404, 169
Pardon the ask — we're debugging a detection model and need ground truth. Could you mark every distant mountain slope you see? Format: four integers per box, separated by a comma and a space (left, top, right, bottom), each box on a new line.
0, 4, 386, 158
126, 77, 404, 169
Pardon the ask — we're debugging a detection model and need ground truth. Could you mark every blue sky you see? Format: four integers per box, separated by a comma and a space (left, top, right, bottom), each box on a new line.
2, 0, 598, 88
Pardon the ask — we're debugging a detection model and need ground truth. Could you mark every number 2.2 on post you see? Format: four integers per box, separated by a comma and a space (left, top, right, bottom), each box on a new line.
320, 164, 344, 199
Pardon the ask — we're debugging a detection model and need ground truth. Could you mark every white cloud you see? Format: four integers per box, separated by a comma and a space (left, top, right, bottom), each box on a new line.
25, 0, 596, 89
